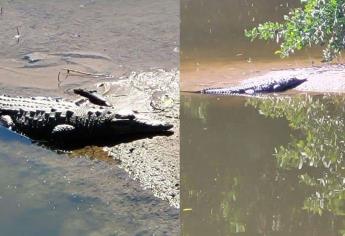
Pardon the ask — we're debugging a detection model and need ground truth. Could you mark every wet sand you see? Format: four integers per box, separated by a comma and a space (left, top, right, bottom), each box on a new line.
0, 0, 178, 68
0, 0, 179, 93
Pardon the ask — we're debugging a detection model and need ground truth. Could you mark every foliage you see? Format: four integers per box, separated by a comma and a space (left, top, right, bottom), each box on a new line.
245, 0, 345, 62
248, 95, 345, 216
182, 95, 345, 234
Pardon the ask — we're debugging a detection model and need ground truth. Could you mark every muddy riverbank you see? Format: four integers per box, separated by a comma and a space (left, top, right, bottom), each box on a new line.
98, 69, 180, 208
182, 61, 345, 94
257, 64, 345, 93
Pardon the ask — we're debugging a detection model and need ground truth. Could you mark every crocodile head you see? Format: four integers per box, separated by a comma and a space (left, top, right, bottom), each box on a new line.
110, 109, 173, 135
272, 77, 307, 92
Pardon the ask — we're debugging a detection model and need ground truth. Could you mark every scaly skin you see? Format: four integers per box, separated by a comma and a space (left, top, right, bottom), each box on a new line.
201, 77, 307, 95
0, 95, 173, 142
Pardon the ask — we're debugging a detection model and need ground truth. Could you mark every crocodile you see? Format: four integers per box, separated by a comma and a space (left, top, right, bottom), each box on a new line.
200, 77, 307, 95
0, 94, 173, 145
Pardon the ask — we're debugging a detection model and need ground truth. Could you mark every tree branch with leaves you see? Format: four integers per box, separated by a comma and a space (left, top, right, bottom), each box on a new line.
245, 0, 345, 62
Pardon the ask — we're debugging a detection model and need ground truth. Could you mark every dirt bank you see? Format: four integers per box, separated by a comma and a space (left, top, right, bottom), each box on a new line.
182, 60, 345, 94
70, 69, 180, 208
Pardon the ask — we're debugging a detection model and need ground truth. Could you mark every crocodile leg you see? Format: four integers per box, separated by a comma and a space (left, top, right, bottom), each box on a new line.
51, 124, 76, 135
74, 98, 88, 106
0, 115, 14, 128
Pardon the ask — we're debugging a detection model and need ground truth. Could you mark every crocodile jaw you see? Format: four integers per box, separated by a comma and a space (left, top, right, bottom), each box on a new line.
110, 115, 173, 134
272, 77, 307, 92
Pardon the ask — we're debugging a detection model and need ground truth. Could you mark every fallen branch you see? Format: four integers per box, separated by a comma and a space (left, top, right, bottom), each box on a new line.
63, 68, 114, 78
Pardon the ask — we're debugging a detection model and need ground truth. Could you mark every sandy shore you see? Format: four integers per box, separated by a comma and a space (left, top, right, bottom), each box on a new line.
76, 69, 180, 208
267, 64, 345, 93
182, 60, 345, 94
229, 64, 345, 94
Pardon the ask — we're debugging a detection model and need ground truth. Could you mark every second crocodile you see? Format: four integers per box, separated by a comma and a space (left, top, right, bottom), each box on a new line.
200, 77, 307, 95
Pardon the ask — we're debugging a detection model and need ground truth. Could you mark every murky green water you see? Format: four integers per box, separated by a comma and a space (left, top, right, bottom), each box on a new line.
181, 0, 318, 62
0, 127, 178, 236
181, 94, 345, 236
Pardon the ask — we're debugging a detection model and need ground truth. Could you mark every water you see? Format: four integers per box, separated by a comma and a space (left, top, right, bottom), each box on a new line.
181, 0, 314, 62
181, 94, 345, 236
0, 126, 178, 236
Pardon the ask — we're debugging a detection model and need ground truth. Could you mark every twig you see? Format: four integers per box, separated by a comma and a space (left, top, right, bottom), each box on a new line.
62, 68, 113, 78
65, 70, 69, 80
0, 7, 3, 15
57, 71, 61, 87
15, 27, 20, 44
